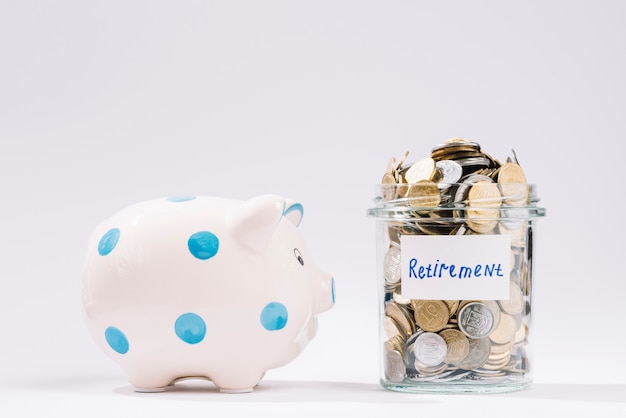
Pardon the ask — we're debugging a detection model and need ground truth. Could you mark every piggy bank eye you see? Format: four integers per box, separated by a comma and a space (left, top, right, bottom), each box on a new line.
294, 248, 304, 266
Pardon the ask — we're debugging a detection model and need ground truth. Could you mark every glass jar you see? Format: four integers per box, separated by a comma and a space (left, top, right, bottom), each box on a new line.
367, 175, 546, 394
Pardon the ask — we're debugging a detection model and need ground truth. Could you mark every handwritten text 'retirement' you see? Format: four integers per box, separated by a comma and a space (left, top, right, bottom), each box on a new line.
408, 258, 504, 280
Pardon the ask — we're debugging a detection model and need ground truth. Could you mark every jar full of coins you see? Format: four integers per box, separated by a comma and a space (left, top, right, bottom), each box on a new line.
367, 139, 546, 394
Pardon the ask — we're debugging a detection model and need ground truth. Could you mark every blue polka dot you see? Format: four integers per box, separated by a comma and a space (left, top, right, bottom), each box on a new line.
175, 313, 206, 344
98, 228, 120, 256
167, 196, 197, 202
105, 326, 129, 354
260, 302, 288, 331
188, 231, 219, 260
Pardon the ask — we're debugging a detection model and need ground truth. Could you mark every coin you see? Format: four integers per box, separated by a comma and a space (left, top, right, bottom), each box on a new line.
403, 157, 437, 183
498, 162, 527, 184
490, 340, 514, 355
440, 328, 470, 365
466, 180, 502, 233
458, 302, 497, 338
383, 243, 402, 284
444, 137, 472, 144
456, 337, 491, 370
452, 174, 494, 206
381, 172, 397, 201
395, 150, 410, 174
443, 300, 460, 317
406, 180, 441, 208
414, 360, 448, 376
385, 301, 416, 337
436, 160, 463, 184
392, 290, 412, 306
431, 139, 481, 159
412, 300, 450, 332
384, 347, 406, 382
498, 282, 524, 315
383, 315, 404, 339
498, 162, 528, 206
386, 334, 406, 354
489, 313, 521, 345
413, 332, 448, 367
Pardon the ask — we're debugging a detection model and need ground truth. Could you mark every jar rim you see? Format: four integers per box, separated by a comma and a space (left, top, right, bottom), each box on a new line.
367, 182, 546, 220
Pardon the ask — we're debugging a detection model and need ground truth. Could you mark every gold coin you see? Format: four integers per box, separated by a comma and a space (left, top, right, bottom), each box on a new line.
489, 313, 521, 345
380, 172, 397, 201
414, 359, 448, 376
443, 300, 460, 317
439, 328, 470, 365
385, 156, 397, 175
395, 178, 410, 199
498, 282, 524, 315
456, 337, 491, 370
514, 323, 529, 345
386, 334, 406, 354
489, 340, 514, 355
498, 162, 528, 206
383, 315, 403, 339
467, 180, 502, 209
483, 352, 511, 370
397, 150, 410, 169
498, 161, 527, 184
403, 157, 437, 183
406, 180, 441, 207
412, 300, 450, 332
444, 137, 471, 144
385, 301, 416, 337
466, 180, 502, 233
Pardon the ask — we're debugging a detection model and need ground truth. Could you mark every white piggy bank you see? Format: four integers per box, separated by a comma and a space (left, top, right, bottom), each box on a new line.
81, 194, 335, 393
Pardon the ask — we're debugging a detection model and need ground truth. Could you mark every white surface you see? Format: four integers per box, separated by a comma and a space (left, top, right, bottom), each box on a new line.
4, 377, 626, 417
1, 0, 625, 415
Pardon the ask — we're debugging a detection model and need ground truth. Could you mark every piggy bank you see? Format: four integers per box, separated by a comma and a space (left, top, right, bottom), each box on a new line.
81, 194, 335, 393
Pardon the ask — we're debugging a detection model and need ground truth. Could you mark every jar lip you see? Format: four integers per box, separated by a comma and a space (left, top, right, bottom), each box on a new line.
366, 206, 547, 220
368, 182, 546, 219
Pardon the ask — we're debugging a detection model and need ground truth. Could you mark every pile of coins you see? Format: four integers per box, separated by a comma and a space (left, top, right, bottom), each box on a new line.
373, 138, 540, 389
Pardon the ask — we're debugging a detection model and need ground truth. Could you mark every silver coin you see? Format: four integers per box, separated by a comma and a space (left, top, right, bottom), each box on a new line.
456, 156, 491, 168
383, 243, 402, 284
413, 332, 447, 367
436, 160, 463, 185
384, 347, 406, 382
458, 302, 496, 339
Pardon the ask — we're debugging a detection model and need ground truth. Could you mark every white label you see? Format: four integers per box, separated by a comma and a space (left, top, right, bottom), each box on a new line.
400, 234, 510, 300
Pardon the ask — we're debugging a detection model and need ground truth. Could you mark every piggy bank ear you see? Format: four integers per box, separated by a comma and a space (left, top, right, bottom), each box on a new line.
232, 195, 285, 254
283, 199, 303, 227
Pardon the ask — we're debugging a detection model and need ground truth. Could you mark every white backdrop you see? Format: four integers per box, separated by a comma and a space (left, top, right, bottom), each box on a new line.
1, 0, 625, 414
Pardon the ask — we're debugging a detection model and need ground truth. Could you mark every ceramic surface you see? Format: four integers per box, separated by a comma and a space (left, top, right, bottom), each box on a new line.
81, 194, 335, 393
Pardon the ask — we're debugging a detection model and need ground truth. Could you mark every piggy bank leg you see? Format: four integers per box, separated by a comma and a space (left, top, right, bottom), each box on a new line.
210, 370, 265, 393
130, 378, 174, 393
126, 369, 177, 393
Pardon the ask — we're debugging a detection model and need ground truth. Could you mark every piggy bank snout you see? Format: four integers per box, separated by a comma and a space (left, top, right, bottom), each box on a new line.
313, 271, 335, 315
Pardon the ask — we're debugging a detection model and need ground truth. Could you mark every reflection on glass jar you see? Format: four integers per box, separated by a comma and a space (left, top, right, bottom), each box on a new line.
367, 139, 546, 394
